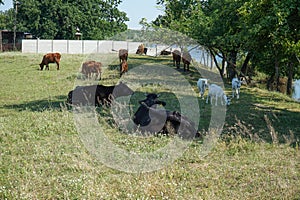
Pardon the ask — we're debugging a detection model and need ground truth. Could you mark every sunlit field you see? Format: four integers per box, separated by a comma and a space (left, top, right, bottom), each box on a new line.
0, 52, 299, 199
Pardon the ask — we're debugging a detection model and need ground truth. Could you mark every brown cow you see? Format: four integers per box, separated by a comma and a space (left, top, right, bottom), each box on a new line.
182, 51, 192, 71
40, 52, 61, 70
136, 44, 147, 55
81, 61, 102, 80
172, 50, 181, 68
120, 60, 128, 77
119, 49, 128, 63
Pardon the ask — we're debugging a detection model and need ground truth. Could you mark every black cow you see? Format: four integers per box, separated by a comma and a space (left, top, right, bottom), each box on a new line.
67, 82, 133, 106
133, 93, 199, 139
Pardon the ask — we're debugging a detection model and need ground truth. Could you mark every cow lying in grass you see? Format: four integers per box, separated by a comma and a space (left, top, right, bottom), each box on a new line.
206, 84, 230, 106
232, 77, 242, 99
67, 82, 133, 106
133, 93, 200, 139
197, 78, 208, 99
40, 52, 61, 70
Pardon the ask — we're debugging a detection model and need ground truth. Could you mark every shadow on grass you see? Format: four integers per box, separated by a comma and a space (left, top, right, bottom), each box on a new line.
2, 95, 68, 112
224, 89, 300, 145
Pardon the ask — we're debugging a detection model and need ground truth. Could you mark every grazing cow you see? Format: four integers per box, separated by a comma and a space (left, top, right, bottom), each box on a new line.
119, 49, 128, 63
81, 61, 102, 80
206, 84, 230, 106
136, 44, 147, 55
40, 52, 61, 70
67, 82, 134, 106
172, 50, 181, 68
197, 78, 208, 99
182, 51, 192, 71
120, 60, 128, 77
232, 77, 242, 99
292, 79, 300, 102
133, 93, 199, 139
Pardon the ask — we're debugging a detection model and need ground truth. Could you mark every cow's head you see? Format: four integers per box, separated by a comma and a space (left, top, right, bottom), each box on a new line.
113, 82, 134, 98
67, 90, 73, 104
139, 93, 166, 108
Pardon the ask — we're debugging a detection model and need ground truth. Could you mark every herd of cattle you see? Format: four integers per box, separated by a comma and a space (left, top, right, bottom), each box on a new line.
39, 45, 300, 139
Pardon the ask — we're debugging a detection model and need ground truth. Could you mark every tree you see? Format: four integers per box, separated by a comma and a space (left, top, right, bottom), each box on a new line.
6, 0, 129, 39
155, 0, 299, 94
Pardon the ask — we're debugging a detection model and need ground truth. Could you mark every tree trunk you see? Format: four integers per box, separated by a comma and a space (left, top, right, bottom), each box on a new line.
240, 52, 252, 76
227, 51, 237, 81
274, 57, 280, 92
287, 62, 294, 95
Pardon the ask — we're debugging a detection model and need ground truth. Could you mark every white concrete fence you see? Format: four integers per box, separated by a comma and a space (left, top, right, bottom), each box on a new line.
21, 39, 216, 68
22, 39, 143, 54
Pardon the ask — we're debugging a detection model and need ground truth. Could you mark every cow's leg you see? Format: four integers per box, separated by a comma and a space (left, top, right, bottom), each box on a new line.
56, 62, 59, 70
46, 64, 49, 70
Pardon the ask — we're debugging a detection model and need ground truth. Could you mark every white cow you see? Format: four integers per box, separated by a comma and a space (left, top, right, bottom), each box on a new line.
197, 78, 208, 99
292, 79, 300, 102
206, 84, 230, 106
232, 77, 242, 99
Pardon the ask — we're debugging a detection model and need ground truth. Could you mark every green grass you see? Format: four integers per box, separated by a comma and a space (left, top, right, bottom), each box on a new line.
0, 52, 299, 199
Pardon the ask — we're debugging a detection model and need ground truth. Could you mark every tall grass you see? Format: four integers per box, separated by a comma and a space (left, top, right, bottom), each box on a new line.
0, 52, 299, 199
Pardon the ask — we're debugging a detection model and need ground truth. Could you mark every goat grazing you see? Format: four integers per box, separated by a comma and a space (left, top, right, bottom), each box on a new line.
206, 84, 230, 106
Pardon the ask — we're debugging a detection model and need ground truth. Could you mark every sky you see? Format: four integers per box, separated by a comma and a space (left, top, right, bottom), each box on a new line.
0, 0, 164, 30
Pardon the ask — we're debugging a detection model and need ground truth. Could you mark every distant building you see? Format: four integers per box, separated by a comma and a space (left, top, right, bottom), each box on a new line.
0, 30, 25, 51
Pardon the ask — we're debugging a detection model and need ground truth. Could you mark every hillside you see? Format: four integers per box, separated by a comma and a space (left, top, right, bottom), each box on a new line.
0, 53, 299, 199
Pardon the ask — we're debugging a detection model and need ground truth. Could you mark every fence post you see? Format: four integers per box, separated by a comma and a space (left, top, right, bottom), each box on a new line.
36, 38, 39, 53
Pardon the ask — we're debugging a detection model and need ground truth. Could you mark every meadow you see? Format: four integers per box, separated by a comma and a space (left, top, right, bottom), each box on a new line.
0, 52, 299, 199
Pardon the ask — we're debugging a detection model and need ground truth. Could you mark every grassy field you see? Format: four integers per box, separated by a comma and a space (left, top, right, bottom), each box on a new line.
0, 52, 299, 199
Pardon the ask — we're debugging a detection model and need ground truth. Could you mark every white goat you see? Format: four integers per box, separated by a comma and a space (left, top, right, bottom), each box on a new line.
292, 79, 300, 102
232, 77, 242, 99
206, 84, 230, 106
197, 78, 208, 99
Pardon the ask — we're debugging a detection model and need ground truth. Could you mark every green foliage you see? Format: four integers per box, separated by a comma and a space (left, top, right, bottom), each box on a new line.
155, 0, 300, 80
1, 0, 128, 39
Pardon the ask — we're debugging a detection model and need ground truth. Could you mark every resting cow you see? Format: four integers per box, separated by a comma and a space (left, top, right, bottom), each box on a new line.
40, 52, 61, 70
67, 82, 134, 106
81, 61, 102, 80
133, 93, 199, 139
119, 49, 128, 63
172, 50, 181, 68
182, 51, 192, 71
160, 50, 172, 55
